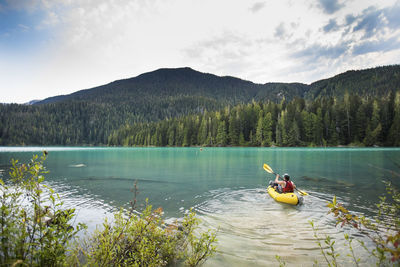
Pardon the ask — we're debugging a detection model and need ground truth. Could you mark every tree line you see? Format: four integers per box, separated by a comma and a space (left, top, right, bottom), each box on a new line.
0, 96, 222, 146
1, 66, 399, 146
108, 92, 400, 147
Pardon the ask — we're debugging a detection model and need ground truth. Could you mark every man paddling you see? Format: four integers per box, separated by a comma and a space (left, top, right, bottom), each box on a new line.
273, 173, 296, 193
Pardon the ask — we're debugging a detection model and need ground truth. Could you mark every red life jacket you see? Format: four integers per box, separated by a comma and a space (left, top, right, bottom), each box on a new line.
282, 180, 294, 193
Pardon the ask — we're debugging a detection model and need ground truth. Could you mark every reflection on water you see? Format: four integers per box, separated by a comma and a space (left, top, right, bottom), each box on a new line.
195, 188, 374, 266
0, 147, 399, 266
45, 181, 116, 234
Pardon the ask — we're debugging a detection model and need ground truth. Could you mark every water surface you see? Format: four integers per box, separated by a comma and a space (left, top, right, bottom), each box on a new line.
1, 147, 399, 266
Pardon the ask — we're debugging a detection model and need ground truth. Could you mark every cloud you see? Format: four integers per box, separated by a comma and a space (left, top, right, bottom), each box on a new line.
383, 2, 400, 30
274, 22, 286, 39
290, 21, 300, 29
345, 14, 356, 25
352, 6, 384, 38
3, 0, 400, 103
3, 0, 42, 12
291, 41, 349, 63
182, 31, 258, 79
317, 0, 344, 14
249, 2, 266, 13
346, 2, 400, 38
323, 18, 338, 32
352, 36, 400, 55
39, 11, 60, 28
18, 24, 30, 31
288, 1, 400, 77
184, 32, 251, 60
274, 21, 298, 40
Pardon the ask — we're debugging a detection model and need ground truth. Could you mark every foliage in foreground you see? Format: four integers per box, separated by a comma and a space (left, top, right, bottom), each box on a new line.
325, 181, 399, 265
0, 152, 85, 266
275, 180, 399, 266
305, 181, 399, 267
0, 153, 217, 266
68, 202, 217, 267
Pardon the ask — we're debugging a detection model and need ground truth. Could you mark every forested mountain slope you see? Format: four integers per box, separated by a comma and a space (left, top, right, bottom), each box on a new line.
0, 68, 307, 145
109, 92, 400, 147
37, 67, 307, 106
306, 65, 400, 99
1, 65, 399, 146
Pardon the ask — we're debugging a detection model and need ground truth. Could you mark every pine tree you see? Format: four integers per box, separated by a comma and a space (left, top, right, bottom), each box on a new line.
239, 132, 246, 146
228, 111, 240, 145
198, 118, 208, 146
279, 110, 290, 146
314, 108, 324, 146
255, 111, 264, 146
216, 120, 228, 146
167, 123, 176, 146
364, 100, 382, 146
301, 110, 314, 143
388, 92, 400, 146
263, 112, 273, 146
287, 119, 301, 146
275, 113, 283, 146
355, 103, 368, 143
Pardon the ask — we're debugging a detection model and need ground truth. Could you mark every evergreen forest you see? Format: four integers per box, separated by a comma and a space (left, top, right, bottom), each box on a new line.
108, 93, 400, 147
1, 65, 400, 147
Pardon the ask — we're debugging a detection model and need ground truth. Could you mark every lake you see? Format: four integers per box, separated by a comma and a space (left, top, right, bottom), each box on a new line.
1, 147, 399, 266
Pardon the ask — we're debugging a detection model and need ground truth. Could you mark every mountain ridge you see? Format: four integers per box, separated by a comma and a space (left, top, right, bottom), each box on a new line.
1, 64, 399, 146
35, 67, 309, 105
306, 65, 400, 99
34, 65, 400, 106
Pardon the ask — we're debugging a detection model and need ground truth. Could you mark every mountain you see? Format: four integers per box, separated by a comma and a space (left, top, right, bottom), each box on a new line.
305, 65, 400, 99
35, 65, 400, 107
36, 67, 308, 106
1, 65, 399, 146
24, 100, 42, 105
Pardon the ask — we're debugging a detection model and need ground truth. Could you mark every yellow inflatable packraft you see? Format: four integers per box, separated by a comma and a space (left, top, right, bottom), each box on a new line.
267, 185, 300, 205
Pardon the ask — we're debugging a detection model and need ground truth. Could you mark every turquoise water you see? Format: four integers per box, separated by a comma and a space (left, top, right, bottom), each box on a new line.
1, 147, 399, 266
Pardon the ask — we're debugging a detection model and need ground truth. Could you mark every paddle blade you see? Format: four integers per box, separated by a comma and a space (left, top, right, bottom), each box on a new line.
299, 190, 308, 196
263, 163, 274, 174
296, 188, 309, 196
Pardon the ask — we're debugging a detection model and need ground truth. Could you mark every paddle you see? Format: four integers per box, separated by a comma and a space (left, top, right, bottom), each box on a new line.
263, 163, 309, 196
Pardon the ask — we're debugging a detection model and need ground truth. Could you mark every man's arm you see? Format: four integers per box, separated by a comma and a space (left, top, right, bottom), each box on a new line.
275, 174, 285, 185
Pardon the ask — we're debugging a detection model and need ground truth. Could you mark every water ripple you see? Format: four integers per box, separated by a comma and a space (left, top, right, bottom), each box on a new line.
194, 187, 373, 267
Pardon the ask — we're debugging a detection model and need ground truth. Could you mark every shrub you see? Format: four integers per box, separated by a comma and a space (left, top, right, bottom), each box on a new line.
0, 153, 217, 266
0, 152, 85, 266
276, 181, 399, 266
327, 181, 399, 265
68, 200, 217, 266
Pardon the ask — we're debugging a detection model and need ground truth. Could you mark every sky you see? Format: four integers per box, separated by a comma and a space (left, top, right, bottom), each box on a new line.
1, 0, 400, 103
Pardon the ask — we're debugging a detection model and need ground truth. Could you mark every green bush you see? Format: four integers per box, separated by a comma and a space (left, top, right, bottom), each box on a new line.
276, 181, 399, 266
0, 152, 85, 266
305, 181, 400, 266
0, 153, 217, 266
68, 204, 217, 267
326, 181, 399, 265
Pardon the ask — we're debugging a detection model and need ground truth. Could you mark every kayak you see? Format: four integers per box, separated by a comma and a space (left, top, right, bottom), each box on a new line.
267, 185, 302, 205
